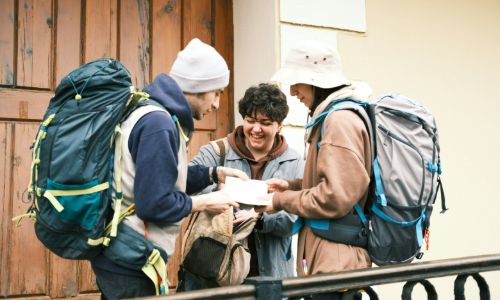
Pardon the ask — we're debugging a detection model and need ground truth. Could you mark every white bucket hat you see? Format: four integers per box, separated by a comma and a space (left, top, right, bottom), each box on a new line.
170, 38, 230, 93
271, 40, 349, 88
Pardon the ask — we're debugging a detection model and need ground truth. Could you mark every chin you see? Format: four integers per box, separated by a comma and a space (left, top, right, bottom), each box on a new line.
251, 143, 265, 151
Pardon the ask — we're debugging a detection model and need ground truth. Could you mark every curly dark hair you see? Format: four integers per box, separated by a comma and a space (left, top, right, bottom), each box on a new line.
238, 83, 289, 123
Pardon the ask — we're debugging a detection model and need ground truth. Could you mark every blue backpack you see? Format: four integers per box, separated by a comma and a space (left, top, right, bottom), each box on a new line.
302, 94, 446, 265
14, 60, 174, 295
16, 59, 143, 259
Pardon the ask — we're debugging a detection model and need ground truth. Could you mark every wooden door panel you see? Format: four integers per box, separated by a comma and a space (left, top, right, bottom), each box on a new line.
0, 0, 15, 85
8, 123, 47, 296
84, 0, 118, 62
0, 123, 13, 296
55, 0, 82, 86
0, 0, 234, 297
188, 130, 212, 160
16, 0, 53, 89
119, 0, 151, 89
151, 0, 181, 80
78, 261, 98, 293
50, 254, 79, 298
183, 0, 217, 131
214, 0, 235, 138
182, 0, 212, 44
0, 88, 52, 120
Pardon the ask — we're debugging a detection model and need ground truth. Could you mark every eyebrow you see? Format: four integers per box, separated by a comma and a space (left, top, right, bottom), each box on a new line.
246, 116, 272, 122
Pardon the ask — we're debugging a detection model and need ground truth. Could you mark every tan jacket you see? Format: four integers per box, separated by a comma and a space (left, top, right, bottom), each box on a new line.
273, 84, 373, 276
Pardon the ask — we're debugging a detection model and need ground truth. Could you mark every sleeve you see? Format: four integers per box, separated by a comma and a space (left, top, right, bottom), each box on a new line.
287, 179, 303, 191
273, 110, 371, 219
256, 211, 298, 237
186, 164, 211, 194
129, 111, 192, 223
256, 155, 303, 237
188, 143, 221, 194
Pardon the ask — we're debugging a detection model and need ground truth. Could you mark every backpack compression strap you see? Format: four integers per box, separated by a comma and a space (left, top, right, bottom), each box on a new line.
142, 249, 169, 295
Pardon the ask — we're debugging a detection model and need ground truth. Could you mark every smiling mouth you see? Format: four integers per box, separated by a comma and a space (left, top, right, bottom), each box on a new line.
250, 134, 264, 141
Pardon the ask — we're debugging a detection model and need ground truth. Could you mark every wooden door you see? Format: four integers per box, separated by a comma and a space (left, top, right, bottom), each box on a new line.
0, 0, 234, 298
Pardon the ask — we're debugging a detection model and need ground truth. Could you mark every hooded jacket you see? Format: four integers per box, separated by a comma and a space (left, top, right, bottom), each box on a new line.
92, 74, 211, 276
190, 128, 304, 279
273, 83, 373, 276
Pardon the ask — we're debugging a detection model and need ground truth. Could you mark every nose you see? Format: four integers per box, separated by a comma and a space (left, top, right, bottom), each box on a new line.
290, 85, 298, 96
211, 97, 220, 111
251, 123, 262, 132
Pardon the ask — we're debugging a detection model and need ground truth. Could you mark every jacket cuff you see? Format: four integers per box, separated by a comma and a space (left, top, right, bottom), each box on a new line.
287, 179, 302, 191
272, 192, 283, 211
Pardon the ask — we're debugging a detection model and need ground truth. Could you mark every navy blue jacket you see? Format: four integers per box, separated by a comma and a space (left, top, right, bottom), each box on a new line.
92, 74, 211, 276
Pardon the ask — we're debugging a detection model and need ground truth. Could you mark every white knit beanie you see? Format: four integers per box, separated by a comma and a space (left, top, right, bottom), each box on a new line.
170, 38, 230, 93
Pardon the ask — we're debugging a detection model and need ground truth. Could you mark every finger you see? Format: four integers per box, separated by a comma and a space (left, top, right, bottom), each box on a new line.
254, 205, 266, 213
231, 170, 249, 180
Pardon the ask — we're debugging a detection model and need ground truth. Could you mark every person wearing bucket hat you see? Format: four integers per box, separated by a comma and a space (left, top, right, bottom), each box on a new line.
257, 40, 373, 299
91, 38, 247, 299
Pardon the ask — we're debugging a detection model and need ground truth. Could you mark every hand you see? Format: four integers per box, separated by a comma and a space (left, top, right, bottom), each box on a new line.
254, 204, 276, 214
254, 193, 277, 214
217, 166, 249, 183
191, 191, 240, 215
233, 208, 261, 224
266, 178, 289, 192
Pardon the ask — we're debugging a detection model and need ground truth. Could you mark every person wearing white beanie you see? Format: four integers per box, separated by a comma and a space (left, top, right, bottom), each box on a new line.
170, 38, 230, 120
91, 38, 245, 299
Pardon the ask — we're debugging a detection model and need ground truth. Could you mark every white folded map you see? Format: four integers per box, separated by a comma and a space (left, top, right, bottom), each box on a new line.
222, 176, 270, 206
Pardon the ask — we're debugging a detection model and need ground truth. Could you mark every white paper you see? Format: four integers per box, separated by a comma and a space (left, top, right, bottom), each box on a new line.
223, 176, 270, 206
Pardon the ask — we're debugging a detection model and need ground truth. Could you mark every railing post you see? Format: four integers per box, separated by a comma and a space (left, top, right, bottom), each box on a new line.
245, 276, 282, 300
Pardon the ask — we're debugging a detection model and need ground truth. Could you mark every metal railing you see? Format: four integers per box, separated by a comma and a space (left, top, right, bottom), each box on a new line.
138, 253, 500, 300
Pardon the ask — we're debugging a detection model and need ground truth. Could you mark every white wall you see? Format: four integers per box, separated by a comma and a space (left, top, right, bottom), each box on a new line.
233, 0, 279, 126
234, 1, 500, 299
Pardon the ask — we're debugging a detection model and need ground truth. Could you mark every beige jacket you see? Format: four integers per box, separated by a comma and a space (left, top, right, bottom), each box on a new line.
273, 83, 373, 276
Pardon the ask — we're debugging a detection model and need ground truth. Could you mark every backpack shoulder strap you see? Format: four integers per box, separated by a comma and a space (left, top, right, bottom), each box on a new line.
209, 137, 229, 166
311, 99, 375, 161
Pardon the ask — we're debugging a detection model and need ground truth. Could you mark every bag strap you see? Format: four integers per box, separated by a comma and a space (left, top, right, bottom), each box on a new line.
142, 249, 170, 295
210, 137, 229, 167
304, 99, 373, 229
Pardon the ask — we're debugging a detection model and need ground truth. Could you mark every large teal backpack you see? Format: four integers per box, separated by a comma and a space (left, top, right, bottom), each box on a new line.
18, 59, 145, 259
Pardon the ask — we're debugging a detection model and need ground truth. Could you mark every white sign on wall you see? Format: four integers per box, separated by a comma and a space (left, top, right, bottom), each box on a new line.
280, 0, 366, 32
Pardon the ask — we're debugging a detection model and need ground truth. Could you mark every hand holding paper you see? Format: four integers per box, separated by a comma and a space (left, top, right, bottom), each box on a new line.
266, 178, 289, 192
191, 190, 239, 214
254, 193, 276, 214
217, 166, 249, 183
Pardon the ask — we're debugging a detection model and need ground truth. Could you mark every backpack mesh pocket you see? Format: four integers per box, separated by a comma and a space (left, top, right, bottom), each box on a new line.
183, 237, 226, 279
